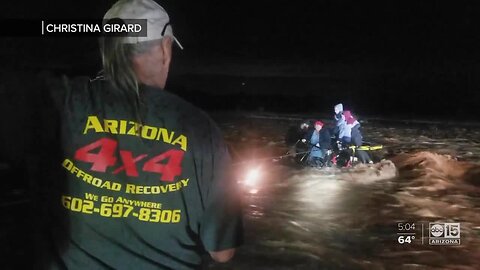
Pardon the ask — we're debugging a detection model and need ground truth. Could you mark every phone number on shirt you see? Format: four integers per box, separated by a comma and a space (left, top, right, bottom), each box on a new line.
62, 195, 181, 223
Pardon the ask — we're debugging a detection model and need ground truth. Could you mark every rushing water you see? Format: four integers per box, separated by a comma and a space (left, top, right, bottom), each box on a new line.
1, 112, 478, 269
207, 114, 480, 270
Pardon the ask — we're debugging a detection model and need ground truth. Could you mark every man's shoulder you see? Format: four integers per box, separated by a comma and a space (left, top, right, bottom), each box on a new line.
46, 74, 91, 87
305, 128, 314, 138
143, 88, 223, 138
45, 73, 106, 97
43, 74, 90, 110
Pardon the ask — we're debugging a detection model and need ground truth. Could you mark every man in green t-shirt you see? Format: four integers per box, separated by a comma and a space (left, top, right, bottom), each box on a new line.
41, 0, 243, 268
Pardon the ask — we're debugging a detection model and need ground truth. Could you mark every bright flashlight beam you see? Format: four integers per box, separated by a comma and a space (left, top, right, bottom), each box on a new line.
244, 168, 260, 187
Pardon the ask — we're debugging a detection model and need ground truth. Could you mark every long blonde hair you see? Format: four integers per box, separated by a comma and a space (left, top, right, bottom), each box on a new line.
99, 37, 163, 122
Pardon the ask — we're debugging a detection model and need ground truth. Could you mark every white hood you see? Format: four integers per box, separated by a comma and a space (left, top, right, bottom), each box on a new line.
334, 103, 343, 114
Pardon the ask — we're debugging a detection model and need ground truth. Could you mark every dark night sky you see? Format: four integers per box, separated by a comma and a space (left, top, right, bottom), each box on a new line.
4, 1, 478, 65
2, 0, 480, 117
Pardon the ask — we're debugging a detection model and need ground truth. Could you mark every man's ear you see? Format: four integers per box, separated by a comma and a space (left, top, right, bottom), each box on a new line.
161, 36, 173, 68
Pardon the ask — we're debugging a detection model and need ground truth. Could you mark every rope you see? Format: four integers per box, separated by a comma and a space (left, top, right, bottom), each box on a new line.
231, 150, 311, 166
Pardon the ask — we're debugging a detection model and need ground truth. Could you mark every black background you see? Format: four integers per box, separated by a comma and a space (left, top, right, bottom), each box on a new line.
1, 0, 480, 118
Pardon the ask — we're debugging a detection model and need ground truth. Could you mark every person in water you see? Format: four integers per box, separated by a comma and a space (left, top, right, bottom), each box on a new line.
344, 110, 373, 164
285, 120, 311, 158
39, 0, 243, 268
302, 120, 331, 167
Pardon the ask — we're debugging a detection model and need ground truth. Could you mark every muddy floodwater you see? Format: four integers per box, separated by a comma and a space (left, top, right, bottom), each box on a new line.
1, 112, 479, 270
208, 113, 480, 270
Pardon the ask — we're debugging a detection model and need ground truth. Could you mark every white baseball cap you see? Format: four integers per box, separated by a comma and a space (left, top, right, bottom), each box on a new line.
104, 0, 183, 49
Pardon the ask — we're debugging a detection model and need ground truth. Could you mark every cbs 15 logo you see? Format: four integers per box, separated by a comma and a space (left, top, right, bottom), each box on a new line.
429, 223, 461, 245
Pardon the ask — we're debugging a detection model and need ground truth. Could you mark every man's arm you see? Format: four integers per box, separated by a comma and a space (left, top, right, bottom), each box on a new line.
199, 122, 243, 262
209, 248, 236, 263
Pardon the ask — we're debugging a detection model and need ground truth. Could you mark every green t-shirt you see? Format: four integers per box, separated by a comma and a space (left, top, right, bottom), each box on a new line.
42, 76, 243, 269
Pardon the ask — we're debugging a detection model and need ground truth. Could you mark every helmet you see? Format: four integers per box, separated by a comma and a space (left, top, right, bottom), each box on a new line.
300, 122, 309, 130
